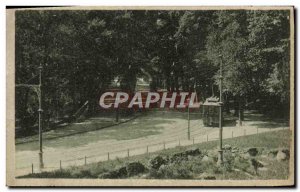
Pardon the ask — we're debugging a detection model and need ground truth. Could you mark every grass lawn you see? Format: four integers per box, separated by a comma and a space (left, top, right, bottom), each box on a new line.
15, 110, 195, 144
19, 129, 292, 179
16, 110, 202, 151
15, 114, 138, 144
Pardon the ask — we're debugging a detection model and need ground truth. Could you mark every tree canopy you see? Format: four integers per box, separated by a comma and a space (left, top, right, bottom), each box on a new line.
15, 9, 291, 132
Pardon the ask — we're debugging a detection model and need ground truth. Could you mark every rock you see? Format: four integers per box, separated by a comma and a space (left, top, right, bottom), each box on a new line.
231, 149, 239, 154
201, 155, 210, 162
149, 156, 167, 170
276, 150, 288, 161
247, 148, 258, 156
232, 146, 238, 150
126, 162, 146, 176
224, 144, 232, 150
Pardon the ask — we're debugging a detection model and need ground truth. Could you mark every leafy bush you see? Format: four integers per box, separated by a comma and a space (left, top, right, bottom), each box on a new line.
126, 162, 146, 176
233, 156, 251, 172
157, 162, 192, 179
223, 150, 235, 172
148, 155, 167, 170
118, 166, 128, 177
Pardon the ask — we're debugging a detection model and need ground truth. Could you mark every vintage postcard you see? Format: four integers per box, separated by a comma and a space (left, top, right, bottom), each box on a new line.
6, 6, 295, 187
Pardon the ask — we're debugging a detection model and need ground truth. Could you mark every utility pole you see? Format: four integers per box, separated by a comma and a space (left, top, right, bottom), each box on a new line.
217, 54, 223, 165
16, 65, 44, 170
38, 65, 44, 170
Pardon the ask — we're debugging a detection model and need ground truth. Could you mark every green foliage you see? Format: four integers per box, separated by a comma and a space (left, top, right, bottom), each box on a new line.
223, 150, 235, 172
148, 155, 167, 170
15, 10, 291, 133
126, 162, 146, 176
149, 162, 192, 179
205, 10, 290, 116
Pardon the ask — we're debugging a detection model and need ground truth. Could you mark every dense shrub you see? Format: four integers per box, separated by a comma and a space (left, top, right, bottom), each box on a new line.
118, 166, 128, 177
184, 148, 201, 156
148, 155, 167, 170
156, 162, 192, 179
126, 162, 146, 176
223, 150, 235, 172
234, 156, 251, 172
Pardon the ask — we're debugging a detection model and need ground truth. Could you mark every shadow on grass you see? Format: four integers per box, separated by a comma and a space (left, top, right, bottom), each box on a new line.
16, 117, 172, 151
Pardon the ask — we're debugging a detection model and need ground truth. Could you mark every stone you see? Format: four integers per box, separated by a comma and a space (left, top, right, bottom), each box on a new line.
224, 144, 232, 150
201, 155, 210, 162
232, 146, 238, 150
231, 149, 239, 154
276, 150, 288, 161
